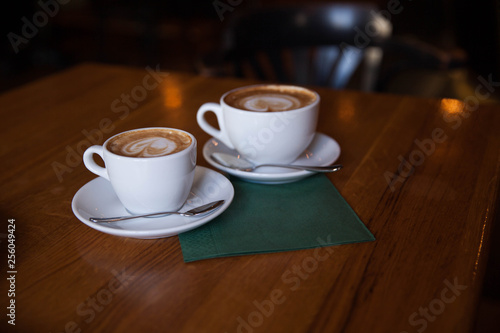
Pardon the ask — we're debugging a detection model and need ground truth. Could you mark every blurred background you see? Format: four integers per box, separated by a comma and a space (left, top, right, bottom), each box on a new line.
1, 0, 499, 331
1, 0, 499, 101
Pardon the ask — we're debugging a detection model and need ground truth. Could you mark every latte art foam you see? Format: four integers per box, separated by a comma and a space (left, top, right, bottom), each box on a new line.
107, 129, 192, 158
239, 94, 301, 112
224, 85, 317, 112
121, 137, 177, 157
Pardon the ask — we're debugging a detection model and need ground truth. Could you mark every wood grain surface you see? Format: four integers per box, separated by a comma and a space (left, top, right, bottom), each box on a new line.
0, 63, 499, 333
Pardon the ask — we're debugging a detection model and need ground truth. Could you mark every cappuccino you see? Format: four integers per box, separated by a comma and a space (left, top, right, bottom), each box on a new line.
107, 128, 192, 158
224, 85, 317, 112
84, 127, 197, 214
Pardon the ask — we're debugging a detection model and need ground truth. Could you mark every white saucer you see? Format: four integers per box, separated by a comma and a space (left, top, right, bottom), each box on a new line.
203, 133, 341, 184
71, 166, 234, 239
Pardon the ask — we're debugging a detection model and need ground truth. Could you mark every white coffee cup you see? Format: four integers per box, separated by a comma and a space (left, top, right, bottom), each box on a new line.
83, 127, 197, 214
197, 84, 319, 164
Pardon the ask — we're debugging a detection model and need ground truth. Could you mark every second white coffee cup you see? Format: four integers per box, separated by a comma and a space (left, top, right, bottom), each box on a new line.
197, 84, 319, 164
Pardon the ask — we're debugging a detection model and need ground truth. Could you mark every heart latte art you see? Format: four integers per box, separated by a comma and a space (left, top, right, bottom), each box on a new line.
224, 85, 317, 112
238, 94, 301, 112
120, 137, 178, 157
107, 129, 192, 158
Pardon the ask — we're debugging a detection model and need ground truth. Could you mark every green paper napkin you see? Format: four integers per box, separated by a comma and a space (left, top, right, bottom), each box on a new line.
178, 174, 374, 262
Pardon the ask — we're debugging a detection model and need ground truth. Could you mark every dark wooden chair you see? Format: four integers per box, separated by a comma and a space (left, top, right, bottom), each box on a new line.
203, 3, 392, 91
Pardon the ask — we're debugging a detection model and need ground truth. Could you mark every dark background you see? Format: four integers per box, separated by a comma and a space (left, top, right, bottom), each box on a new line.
1, 0, 500, 99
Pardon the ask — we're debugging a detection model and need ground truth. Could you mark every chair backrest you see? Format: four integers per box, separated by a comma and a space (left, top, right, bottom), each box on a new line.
222, 4, 392, 91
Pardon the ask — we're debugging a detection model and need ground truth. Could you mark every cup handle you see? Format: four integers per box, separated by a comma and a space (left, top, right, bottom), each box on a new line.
196, 102, 234, 149
83, 145, 110, 180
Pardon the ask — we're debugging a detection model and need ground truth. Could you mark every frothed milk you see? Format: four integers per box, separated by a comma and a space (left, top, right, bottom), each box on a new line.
107, 128, 192, 158
224, 85, 317, 112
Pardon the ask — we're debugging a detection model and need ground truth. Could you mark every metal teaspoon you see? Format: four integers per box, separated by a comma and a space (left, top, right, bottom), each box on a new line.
89, 200, 225, 223
211, 153, 343, 173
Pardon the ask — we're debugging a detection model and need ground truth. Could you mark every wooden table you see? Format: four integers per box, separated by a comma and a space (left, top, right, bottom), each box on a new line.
1, 63, 499, 333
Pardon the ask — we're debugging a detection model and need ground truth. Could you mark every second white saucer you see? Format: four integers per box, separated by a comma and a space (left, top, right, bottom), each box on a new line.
203, 133, 341, 184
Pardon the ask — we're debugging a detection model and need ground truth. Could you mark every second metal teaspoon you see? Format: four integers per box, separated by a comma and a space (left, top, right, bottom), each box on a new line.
211, 153, 342, 173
